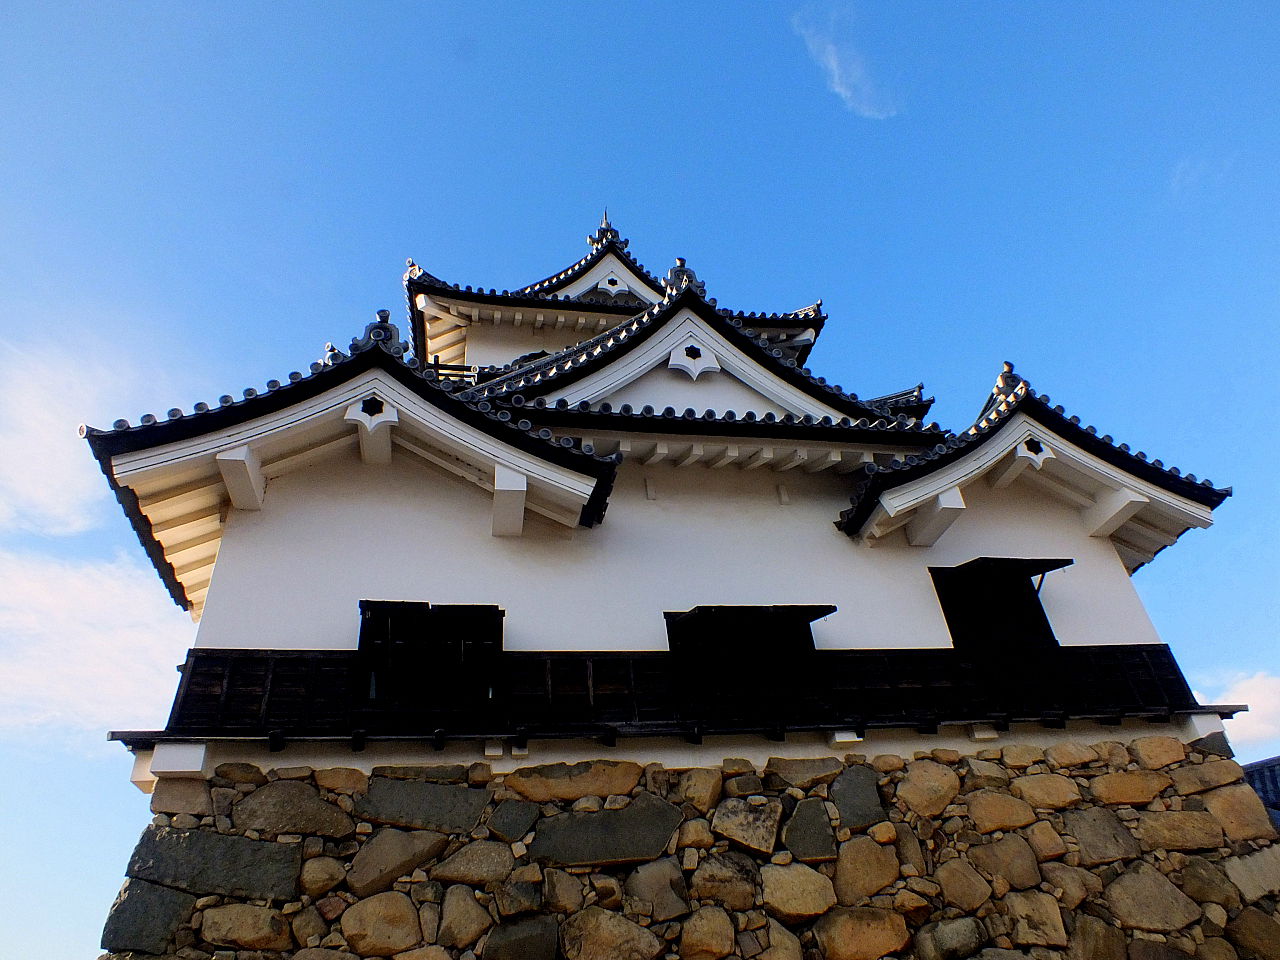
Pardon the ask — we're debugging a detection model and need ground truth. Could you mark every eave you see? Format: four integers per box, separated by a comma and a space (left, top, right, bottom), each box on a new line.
84, 316, 618, 617
464, 284, 909, 424
837, 364, 1230, 569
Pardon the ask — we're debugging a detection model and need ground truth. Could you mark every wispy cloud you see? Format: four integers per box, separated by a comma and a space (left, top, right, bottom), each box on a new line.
0, 335, 184, 537
0, 548, 194, 735
1169, 151, 1239, 195
792, 3, 897, 119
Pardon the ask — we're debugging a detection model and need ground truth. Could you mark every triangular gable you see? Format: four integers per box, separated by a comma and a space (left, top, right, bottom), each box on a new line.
838, 363, 1230, 571
542, 307, 845, 419
514, 215, 667, 301
84, 316, 617, 618
467, 285, 913, 425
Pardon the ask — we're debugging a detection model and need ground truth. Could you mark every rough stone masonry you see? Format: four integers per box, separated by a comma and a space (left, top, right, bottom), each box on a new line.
100, 737, 1280, 960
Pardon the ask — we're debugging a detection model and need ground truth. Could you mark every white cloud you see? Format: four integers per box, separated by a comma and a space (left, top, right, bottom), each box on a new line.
1169, 151, 1239, 195
792, 3, 897, 119
0, 343, 119, 534
1213, 672, 1280, 749
0, 548, 195, 734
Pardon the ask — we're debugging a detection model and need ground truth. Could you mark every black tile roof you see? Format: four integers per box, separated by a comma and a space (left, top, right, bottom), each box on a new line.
520, 401, 946, 448
458, 281, 930, 423
837, 362, 1231, 539
82, 314, 620, 612
403, 217, 829, 364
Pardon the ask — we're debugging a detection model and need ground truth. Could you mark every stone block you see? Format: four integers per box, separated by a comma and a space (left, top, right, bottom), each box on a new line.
1045, 742, 1097, 768
1226, 906, 1280, 960
314, 767, 368, 794
1171, 759, 1244, 795
781, 796, 836, 862
1091, 770, 1172, 806
291, 904, 327, 946
1222, 842, 1280, 902
830, 765, 887, 830
680, 906, 735, 960
624, 856, 689, 921
763, 757, 843, 790
1130, 943, 1190, 960
760, 862, 836, 922
232, 780, 355, 838
968, 834, 1041, 890
1004, 889, 1068, 947
1105, 861, 1202, 931
1002, 744, 1045, 768
834, 835, 899, 904
1129, 736, 1187, 769
100, 878, 195, 955
935, 857, 992, 911
560, 905, 663, 960
530, 791, 682, 866
1203, 783, 1279, 842
484, 914, 559, 960
355, 777, 490, 834
341, 890, 421, 955
127, 824, 301, 900
505, 760, 643, 801
1179, 856, 1243, 910
431, 839, 514, 885
1139, 811, 1224, 851
1063, 807, 1141, 866
897, 759, 960, 817
813, 906, 909, 960
710, 796, 783, 855
214, 762, 266, 785
760, 917, 801, 960
349, 828, 448, 897
486, 799, 539, 842
495, 877, 542, 915
1010, 773, 1080, 809
1041, 861, 1098, 909
301, 855, 346, 897
1023, 819, 1067, 861
968, 789, 1036, 833
690, 851, 760, 911
915, 917, 986, 960
150, 778, 213, 816
674, 768, 723, 814
1066, 914, 1125, 960
201, 904, 292, 950
543, 867, 585, 913
964, 758, 1011, 790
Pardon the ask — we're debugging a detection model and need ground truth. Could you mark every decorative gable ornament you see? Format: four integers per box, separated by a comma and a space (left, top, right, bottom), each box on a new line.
666, 339, 721, 380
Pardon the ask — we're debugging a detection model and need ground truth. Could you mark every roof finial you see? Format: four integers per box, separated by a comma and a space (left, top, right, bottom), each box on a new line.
587, 210, 626, 250
663, 257, 706, 297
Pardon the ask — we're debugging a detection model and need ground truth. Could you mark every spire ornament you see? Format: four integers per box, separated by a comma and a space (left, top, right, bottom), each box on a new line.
586, 209, 627, 250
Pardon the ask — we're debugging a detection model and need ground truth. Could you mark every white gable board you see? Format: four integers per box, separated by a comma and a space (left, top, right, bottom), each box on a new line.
544, 309, 851, 420
551, 252, 663, 304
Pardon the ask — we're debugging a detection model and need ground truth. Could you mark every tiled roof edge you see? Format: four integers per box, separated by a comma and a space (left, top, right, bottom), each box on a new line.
835, 362, 1232, 537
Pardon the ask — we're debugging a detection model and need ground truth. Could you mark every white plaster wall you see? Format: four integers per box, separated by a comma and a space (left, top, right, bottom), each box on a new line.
464, 324, 591, 369
195, 448, 1162, 653
600, 366, 789, 417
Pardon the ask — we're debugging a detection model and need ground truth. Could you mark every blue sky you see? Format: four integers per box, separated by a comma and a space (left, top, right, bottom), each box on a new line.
1, 3, 1277, 955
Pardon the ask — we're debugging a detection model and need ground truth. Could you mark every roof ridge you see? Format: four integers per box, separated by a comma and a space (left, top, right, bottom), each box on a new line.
835, 361, 1230, 538
460, 279, 909, 422
82, 311, 618, 475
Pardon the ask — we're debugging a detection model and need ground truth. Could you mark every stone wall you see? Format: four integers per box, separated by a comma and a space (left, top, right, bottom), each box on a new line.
101, 736, 1280, 960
